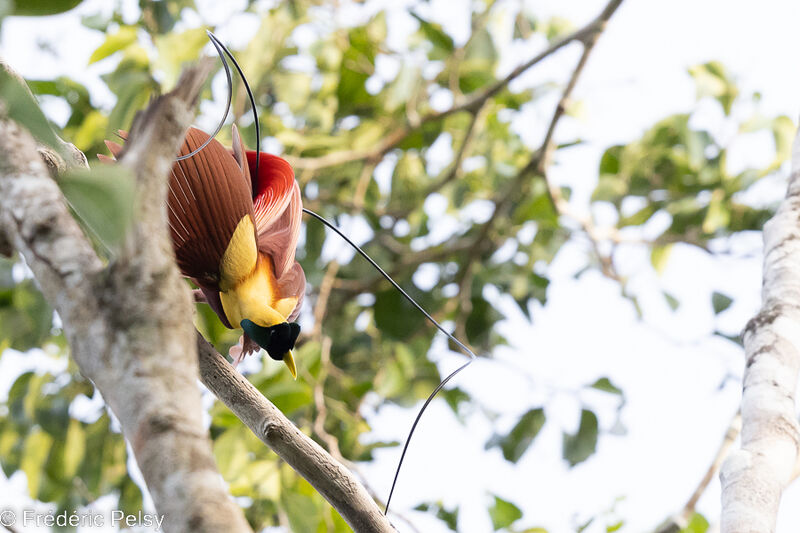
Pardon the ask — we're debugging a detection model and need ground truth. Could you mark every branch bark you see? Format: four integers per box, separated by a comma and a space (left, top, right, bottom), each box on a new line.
720, 123, 800, 532
0, 61, 253, 533
196, 334, 397, 533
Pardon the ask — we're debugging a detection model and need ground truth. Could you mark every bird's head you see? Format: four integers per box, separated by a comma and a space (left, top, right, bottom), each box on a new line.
240, 319, 300, 379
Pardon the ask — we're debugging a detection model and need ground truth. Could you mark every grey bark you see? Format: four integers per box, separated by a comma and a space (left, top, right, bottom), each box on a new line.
720, 124, 800, 532
0, 62, 253, 533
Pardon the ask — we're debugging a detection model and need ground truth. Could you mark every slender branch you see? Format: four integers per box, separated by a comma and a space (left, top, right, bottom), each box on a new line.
0, 60, 253, 533
287, 0, 623, 172
438, 0, 620, 122
424, 103, 485, 197
512, 0, 623, 280
720, 123, 800, 532
656, 411, 741, 533
196, 334, 397, 533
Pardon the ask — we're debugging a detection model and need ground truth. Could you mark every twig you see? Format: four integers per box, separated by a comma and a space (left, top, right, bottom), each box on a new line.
656, 411, 741, 533
196, 333, 397, 533
513, 0, 623, 280
424, 103, 486, 197
312, 335, 343, 458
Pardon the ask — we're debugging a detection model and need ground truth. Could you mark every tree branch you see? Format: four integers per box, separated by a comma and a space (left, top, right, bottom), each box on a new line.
0, 60, 253, 533
196, 333, 397, 533
720, 123, 800, 532
656, 411, 741, 533
287, 0, 623, 172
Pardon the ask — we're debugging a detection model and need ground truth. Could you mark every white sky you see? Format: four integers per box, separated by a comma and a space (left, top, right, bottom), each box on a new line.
2, 0, 800, 532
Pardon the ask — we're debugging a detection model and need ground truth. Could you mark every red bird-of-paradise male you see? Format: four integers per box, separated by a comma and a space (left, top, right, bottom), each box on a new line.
103, 30, 479, 513
102, 125, 305, 378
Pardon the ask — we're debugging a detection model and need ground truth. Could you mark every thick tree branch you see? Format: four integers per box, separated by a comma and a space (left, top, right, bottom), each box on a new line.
0, 61, 253, 533
196, 334, 397, 533
719, 124, 800, 532
0, 119, 104, 330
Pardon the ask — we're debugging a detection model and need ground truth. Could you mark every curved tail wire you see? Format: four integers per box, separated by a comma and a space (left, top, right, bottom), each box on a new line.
178, 31, 262, 180
301, 208, 476, 515
182, 31, 477, 518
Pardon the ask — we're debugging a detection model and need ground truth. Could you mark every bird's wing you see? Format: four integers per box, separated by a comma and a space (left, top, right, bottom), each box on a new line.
103, 127, 257, 294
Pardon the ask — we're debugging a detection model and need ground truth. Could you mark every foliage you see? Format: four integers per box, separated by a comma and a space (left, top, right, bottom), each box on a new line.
0, 0, 792, 532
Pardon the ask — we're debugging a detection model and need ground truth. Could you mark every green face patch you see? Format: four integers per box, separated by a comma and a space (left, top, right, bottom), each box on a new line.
240, 319, 300, 361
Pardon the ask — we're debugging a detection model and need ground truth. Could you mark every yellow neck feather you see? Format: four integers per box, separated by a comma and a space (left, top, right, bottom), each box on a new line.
218, 215, 298, 328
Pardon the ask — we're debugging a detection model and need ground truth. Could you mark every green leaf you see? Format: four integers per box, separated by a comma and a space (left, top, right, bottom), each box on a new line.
104, 67, 157, 133
711, 291, 733, 314
118, 477, 143, 515
589, 377, 623, 396
465, 27, 497, 63
0, 68, 61, 150
89, 26, 138, 64
562, 409, 598, 467
0, 268, 54, 351
258, 380, 313, 415
213, 427, 250, 480
442, 387, 471, 415
537, 16, 574, 42
486, 408, 545, 463
688, 61, 739, 115
771, 115, 795, 169
155, 27, 210, 87
465, 295, 503, 348
681, 513, 709, 533
663, 291, 680, 311
282, 487, 323, 533
702, 189, 729, 234
374, 287, 429, 340
59, 165, 135, 251
415, 502, 459, 531
411, 13, 454, 60
513, 181, 558, 227
714, 330, 743, 346
488, 495, 523, 531
12, 0, 83, 16
619, 203, 657, 227
650, 244, 673, 274
62, 419, 85, 478
21, 427, 53, 498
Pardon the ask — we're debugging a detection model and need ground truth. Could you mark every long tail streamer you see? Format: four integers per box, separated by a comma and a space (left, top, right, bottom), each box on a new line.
302, 208, 476, 514
195, 31, 477, 518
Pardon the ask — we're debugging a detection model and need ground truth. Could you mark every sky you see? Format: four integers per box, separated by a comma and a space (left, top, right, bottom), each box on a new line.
2, 0, 800, 532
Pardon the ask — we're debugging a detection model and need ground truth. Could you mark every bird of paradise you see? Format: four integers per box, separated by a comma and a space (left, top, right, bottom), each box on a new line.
103, 125, 304, 377
102, 31, 477, 514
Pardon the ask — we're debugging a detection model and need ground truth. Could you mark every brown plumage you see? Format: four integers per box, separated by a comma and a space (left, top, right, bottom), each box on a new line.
167, 127, 255, 292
